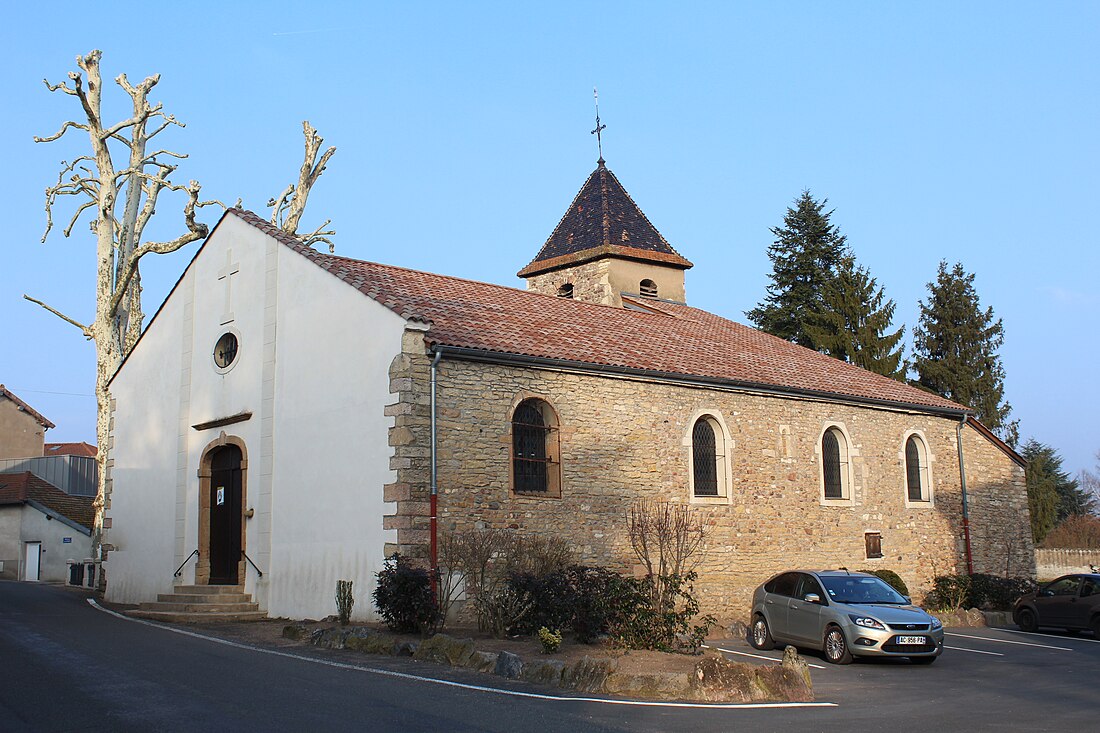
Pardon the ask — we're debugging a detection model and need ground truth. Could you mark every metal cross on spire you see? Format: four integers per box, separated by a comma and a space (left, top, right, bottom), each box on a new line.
591, 87, 607, 164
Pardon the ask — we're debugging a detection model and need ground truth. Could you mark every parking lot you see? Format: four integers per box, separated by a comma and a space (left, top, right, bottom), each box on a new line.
706, 625, 1100, 729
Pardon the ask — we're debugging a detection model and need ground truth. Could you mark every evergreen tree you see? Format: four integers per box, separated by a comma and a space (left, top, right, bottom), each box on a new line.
1021, 440, 1095, 521
912, 261, 1018, 445
804, 255, 908, 380
747, 191, 848, 348
1026, 450, 1060, 544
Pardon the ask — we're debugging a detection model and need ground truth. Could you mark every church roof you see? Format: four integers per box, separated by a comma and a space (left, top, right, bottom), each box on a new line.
229, 210, 967, 415
516, 161, 693, 278
0, 471, 94, 530
0, 385, 55, 429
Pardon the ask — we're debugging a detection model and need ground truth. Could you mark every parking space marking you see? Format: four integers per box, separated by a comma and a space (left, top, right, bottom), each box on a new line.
703, 645, 827, 670
944, 645, 1004, 656
946, 632, 1072, 651
1001, 629, 1100, 645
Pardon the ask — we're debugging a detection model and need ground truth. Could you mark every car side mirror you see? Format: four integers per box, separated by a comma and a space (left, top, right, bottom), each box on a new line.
804, 593, 822, 604
903, 595, 912, 604
1039, 589, 1055, 598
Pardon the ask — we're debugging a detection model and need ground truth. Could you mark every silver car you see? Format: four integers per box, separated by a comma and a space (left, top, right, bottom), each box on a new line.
749, 570, 945, 664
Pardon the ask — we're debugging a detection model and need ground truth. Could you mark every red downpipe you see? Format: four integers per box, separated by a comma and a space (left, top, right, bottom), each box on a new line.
957, 416, 974, 575
429, 350, 442, 596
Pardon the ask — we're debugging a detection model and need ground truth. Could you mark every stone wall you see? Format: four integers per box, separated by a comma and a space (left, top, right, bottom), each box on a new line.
960, 427, 1034, 578
525, 260, 615, 306
387, 353, 1033, 622
1035, 548, 1100, 579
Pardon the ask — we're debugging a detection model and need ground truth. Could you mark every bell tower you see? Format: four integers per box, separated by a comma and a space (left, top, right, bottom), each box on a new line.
518, 159, 693, 307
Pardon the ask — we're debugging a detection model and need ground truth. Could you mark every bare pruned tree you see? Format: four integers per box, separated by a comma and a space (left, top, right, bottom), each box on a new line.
628, 499, 710, 612
25, 50, 225, 572
267, 121, 336, 252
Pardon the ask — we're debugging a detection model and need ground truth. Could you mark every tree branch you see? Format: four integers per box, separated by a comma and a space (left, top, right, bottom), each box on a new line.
23, 294, 93, 338
34, 120, 90, 144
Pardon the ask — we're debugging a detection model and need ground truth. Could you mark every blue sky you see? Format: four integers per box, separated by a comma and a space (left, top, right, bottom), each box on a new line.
1, 2, 1097, 476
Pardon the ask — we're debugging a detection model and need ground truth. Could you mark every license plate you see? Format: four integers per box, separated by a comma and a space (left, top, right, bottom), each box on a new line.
896, 635, 927, 645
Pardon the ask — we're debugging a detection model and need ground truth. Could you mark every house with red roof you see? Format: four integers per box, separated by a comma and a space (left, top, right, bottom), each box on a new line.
102, 159, 1032, 622
0, 385, 55, 460
0, 472, 94, 582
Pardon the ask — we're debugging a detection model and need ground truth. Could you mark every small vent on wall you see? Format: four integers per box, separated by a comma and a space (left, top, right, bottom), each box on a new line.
557, 283, 574, 298
639, 279, 658, 298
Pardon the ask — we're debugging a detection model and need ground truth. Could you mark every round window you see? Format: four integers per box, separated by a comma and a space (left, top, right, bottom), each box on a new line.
213, 332, 239, 369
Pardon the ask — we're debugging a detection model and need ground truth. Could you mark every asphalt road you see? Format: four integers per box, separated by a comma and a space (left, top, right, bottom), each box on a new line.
2, 581, 1097, 732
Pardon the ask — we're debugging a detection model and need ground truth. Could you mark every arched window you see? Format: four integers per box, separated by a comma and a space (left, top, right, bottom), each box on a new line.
686, 412, 730, 500
511, 399, 561, 495
692, 418, 718, 496
557, 283, 574, 298
822, 427, 849, 500
639, 279, 658, 298
905, 434, 930, 502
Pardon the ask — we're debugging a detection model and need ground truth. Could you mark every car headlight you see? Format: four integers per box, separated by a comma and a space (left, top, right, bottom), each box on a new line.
848, 615, 887, 631
929, 616, 942, 630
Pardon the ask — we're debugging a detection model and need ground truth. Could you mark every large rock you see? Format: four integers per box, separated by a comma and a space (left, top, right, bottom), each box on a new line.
604, 671, 693, 699
781, 645, 812, 691
561, 657, 618, 693
494, 651, 524, 679
464, 651, 498, 673
282, 624, 308, 641
413, 634, 477, 666
344, 628, 399, 656
521, 660, 566, 685
692, 652, 814, 703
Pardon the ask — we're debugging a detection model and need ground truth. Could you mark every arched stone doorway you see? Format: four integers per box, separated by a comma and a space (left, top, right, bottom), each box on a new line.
196, 435, 248, 585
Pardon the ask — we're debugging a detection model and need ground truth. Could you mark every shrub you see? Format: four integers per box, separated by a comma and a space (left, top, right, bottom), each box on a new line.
1042, 515, 1100, 549
926, 573, 1037, 611
926, 574, 971, 611
372, 554, 438, 633
858, 569, 909, 596
335, 579, 354, 626
538, 627, 562, 654
605, 572, 716, 653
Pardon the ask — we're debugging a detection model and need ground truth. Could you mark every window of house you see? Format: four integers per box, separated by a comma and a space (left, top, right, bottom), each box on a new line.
557, 283, 574, 298
511, 398, 561, 496
687, 413, 730, 501
905, 434, 931, 503
639, 279, 658, 298
821, 427, 850, 500
865, 532, 883, 559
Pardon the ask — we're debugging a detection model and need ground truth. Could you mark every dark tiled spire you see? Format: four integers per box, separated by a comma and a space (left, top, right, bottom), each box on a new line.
518, 162, 692, 278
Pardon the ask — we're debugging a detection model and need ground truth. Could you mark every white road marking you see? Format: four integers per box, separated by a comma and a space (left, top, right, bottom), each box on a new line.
945, 632, 1072, 651
1000, 629, 1100, 645
703, 645, 827, 670
944, 645, 1004, 656
88, 601, 837, 710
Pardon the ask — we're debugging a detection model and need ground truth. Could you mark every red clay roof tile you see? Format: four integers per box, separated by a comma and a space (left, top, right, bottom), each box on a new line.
0, 471, 95, 529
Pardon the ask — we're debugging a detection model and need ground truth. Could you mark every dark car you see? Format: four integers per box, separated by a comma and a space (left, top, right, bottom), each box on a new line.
1013, 573, 1100, 636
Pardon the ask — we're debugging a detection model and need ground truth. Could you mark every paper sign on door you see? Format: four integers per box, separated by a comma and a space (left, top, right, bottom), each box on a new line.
217, 487, 225, 506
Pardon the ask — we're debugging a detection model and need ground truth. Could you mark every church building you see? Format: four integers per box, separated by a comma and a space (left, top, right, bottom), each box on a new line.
103, 159, 1033, 622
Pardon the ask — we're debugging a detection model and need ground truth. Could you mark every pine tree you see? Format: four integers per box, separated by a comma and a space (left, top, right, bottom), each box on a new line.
804, 255, 907, 380
912, 261, 1018, 445
1021, 440, 1095, 522
747, 191, 848, 348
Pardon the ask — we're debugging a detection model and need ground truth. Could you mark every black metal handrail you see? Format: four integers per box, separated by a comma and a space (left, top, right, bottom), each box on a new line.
241, 551, 264, 578
174, 549, 199, 578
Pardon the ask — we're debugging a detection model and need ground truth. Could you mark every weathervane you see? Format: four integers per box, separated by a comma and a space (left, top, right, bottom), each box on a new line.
591, 87, 606, 163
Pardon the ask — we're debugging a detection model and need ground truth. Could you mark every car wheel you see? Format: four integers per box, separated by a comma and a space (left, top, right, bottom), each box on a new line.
823, 626, 853, 665
750, 614, 776, 651
910, 656, 937, 665
1016, 607, 1038, 632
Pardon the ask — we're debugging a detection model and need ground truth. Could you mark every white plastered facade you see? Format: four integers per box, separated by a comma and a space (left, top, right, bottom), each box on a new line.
105, 215, 404, 620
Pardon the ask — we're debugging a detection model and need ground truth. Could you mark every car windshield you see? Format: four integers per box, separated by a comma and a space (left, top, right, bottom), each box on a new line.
819, 575, 907, 604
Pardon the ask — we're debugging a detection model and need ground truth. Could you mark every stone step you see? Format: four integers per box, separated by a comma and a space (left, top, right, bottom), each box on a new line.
171, 585, 246, 595
157, 592, 252, 604
138, 601, 260, 613
127, 609, 268, 624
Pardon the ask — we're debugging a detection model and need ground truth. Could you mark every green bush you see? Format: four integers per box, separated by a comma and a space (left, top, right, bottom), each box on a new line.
372, 554, 438, 633
858, 569, 909, 597
926, 573, 1037, 611
538, 626, 562, 653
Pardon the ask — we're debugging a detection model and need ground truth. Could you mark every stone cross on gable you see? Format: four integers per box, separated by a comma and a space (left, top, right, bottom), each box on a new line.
218, 249, 240, 325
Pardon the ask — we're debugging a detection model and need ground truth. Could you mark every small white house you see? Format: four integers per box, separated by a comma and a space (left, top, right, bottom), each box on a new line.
0, 472, 94, 582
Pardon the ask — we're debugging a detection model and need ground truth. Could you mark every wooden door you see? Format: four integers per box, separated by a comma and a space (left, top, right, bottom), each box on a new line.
208, 446, 243, 584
